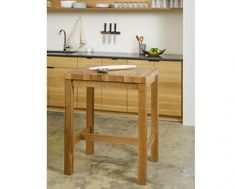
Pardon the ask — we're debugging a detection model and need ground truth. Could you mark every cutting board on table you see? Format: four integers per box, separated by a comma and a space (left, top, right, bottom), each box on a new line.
89, 65, 136, 71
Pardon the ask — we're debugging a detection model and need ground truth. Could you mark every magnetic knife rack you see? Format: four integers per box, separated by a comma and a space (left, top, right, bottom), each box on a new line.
100, 23, 121, 35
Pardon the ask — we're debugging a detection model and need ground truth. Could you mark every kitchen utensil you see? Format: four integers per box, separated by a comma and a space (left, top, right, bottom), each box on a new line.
136, 35, 144, 44
113, 23, 117, 44
136, 35, 140, 44
139, 43, 146, 55
108, 23, 112, 44
139, 36, 144, 44
89, 65, 136, 71
141, 48, 166, 56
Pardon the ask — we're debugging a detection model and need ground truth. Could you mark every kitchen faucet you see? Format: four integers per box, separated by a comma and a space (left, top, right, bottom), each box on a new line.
59, 29, 69, 51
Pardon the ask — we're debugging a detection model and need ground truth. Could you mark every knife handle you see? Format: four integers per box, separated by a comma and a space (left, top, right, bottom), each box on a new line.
114, 23, 117, 32
109, 23, 112, 32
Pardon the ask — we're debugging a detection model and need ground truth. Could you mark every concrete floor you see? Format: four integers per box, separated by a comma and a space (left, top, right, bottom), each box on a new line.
47, 112, 194, 189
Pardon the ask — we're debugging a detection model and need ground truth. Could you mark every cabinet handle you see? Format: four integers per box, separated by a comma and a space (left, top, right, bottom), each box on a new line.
47, 66, 54, 69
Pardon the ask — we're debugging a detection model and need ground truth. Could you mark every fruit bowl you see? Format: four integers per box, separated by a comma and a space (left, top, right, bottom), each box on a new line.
141, 48, 166, 57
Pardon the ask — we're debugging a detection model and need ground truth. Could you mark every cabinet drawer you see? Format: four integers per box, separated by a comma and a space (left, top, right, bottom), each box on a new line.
47, 56, 77, 68
128, 60, 155, 67
102, 58, 128, 65
78, 58, 102, 67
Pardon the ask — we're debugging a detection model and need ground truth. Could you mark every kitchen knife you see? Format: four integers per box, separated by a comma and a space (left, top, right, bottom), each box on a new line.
108, 23, 112, 44
113, 23, 117, 44
102, 23, 107, 44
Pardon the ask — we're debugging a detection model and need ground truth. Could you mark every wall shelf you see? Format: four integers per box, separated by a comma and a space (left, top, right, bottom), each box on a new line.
47, 7, 182, 12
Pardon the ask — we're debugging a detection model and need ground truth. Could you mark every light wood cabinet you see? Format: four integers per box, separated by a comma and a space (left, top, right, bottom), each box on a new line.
101, 59, 128, 112
47, 56, 78, 107
47, 56, 77, 68
155, 61, 182, 117
76, 58, 102, 109
47, 56, 182, 118
47, 68, 51, 105
127, 60, 182, 117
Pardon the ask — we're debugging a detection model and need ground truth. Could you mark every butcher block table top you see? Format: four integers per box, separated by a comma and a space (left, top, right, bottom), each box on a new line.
65, 66, 160, 84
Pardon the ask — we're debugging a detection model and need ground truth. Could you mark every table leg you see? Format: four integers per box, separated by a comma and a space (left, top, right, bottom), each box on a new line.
64, 79, 74, 175
137, 84, 147, 185
86, 87, 94, 154
151, 76, 159, 162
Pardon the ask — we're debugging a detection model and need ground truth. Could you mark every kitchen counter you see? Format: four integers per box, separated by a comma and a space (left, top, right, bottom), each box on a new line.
47, 51, 183, 62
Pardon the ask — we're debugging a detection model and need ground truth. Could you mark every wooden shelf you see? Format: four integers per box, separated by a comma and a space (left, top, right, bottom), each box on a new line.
47, 7, 182, 12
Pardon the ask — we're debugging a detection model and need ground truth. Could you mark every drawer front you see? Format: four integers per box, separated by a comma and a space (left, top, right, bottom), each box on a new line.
102, 58, 128, 65
128, 59, 155, 67
47, 56, 77, 68
78, 58, 102, 67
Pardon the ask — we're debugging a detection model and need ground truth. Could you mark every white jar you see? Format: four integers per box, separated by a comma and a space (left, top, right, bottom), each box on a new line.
60, 1, 76, 8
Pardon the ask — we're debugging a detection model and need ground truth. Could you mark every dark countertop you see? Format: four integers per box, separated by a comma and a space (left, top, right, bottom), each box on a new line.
47, 51, 183, 62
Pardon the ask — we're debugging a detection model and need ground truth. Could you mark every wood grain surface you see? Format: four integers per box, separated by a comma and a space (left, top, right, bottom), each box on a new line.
65, 66, 159, 84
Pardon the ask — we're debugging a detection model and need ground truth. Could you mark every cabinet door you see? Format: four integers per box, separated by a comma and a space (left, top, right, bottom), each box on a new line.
76, 58, 102, 109
101, 59, 128, 112
127, 60, 154, 114
48, 68, 78, 107
47, 56, 78, 107
155, 61, 182, 117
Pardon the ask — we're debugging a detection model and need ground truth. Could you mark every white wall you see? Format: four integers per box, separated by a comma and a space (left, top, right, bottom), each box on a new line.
183, 1, 195, 126
47, 11, 183, 53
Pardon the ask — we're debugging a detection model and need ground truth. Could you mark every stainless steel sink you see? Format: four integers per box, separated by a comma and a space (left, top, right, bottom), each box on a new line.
47, 50, 77, 54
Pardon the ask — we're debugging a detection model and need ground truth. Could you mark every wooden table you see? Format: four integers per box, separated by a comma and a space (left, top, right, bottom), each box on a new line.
64, 66, 159, 185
